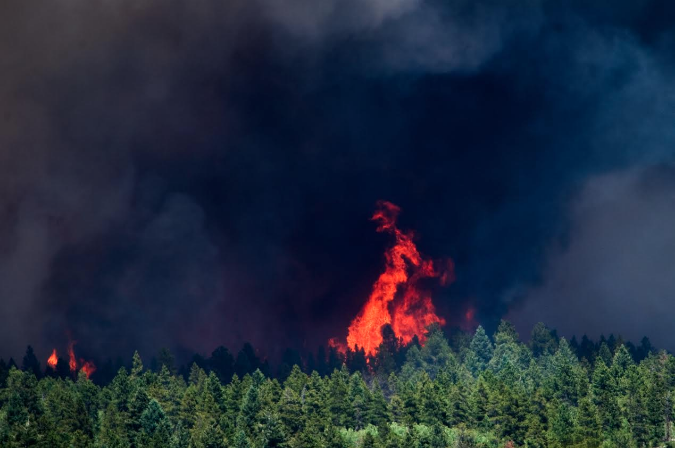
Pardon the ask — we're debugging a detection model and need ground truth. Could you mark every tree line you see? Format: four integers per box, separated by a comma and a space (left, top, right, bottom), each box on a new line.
1, 321, 673, 447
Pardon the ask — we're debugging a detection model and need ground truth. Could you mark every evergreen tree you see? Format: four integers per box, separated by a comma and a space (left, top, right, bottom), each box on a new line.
21, 346, 41, 380
2, 320, 675, 448
131, 351, 144, 378
547, 338, 583, 406
597, 342, 613, 367
156, 348, 176, 375
278, 387, 303, 436
349, 371, 371, 430
490, 321, 525, 374
209, 346, 235, 384
546, 400, 575, 447
327, 365, 351, 427
529, 322, 558, 358
417, 323, 456, 379
374, 324, 399, 379
235, 343, 260, 378
573, 395, 602, 447
140, 399, 172, 447
465, 325, 493, 376
259, 411, 286, 448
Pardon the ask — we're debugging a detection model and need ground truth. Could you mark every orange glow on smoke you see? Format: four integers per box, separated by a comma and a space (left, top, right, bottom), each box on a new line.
47, 349, 58, 369
337, 201, 453, 356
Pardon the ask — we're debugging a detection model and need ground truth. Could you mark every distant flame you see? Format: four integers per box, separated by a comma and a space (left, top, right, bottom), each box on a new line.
68, 341, 77, 372
465, 307, 474, 322
47, 339, 96, 379
47, 349, 58, 369
327, 337, 347, 354
333, 201, 453, 356
79, 360, 96, 378
462, 306, 478, 331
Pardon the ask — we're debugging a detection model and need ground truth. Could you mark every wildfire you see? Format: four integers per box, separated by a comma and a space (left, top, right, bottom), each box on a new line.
46, 340, 96, 379
47, 349, 58, 369
333, 201, 453, 356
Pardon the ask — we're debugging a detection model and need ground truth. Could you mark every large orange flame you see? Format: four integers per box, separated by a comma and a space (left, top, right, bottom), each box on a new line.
47, 349, 58, 369
334, 201, 453, 356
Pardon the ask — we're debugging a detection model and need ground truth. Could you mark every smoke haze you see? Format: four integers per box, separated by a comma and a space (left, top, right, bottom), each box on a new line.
1, 0, 675, 361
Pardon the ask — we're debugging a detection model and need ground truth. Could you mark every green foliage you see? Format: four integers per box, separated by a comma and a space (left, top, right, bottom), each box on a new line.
465, 325, 494, 376
530, 322, 559, 358
2, 321, 675, 447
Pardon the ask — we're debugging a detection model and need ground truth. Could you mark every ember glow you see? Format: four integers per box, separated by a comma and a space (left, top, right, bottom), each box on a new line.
47, 349, 58, 369
334, 201, 453, 356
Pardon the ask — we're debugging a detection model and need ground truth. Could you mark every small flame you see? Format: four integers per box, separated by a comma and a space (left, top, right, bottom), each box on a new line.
47, 349, 58, 369
79, 360, 96, 379
465, 307, 475, 322
461, 306, 478, 331
68, 341, 77, 372
59, 339, 97, 379
327, 337, 347, 354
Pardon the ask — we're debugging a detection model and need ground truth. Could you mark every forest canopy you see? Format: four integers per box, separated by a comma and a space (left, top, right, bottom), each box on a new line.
0, 321, 672, 447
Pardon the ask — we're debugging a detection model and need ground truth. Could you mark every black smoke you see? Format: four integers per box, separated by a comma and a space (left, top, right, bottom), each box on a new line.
1, 0, 675, 362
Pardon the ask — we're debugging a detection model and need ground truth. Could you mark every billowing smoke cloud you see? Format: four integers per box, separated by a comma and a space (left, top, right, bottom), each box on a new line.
261, 0, 543, 73
1, 0, 675, 361
509, 165, 675, 349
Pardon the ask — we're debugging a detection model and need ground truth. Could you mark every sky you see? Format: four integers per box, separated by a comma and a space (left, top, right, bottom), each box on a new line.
1, 0, 675, 362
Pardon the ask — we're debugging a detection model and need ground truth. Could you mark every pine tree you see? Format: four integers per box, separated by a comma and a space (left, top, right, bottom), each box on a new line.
465, 325, 494, 376
237, 370, 263, 438
327, 365, 351, 427
418, 323, 457, 379
156, 348, 176, 375
611, 344, 634, 379
547, 338, 583, 406
490, 321, 525, 374
283, 365, 306, 395
529, 322, 558, 358
98, 402, 131, 447
140, 399, 172, 447
258, 411, 286, 448
349, 371, 371, 430
597, 342, 613, 367
546, 400, 575, 447
210, 346, 235, 383
368, 380, 390, 428
233, 427, 250, 448
278, 387, 303, 436
574, 395, 602, 447
21, 346, 41, 379
131, 351, 144, 378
